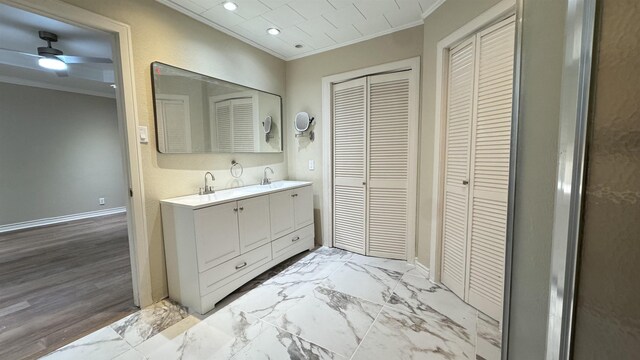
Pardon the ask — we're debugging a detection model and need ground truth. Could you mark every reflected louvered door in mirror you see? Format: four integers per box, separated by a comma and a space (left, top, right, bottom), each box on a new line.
441, 37, 476, 298
466, 16, 515, 321
333, 78, 367, 254
367, 72, 412, 259
232, 98, 256, 152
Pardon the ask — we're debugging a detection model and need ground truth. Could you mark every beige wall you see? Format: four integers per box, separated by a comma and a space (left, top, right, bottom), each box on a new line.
573, 0, 640, 357
61, 0, 287, 301
0, 83, 125, 225
507, 0, 567, 358
285, 26, 424, 243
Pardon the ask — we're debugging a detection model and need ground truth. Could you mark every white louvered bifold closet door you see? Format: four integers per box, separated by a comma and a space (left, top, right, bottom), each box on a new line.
466, 16, 515, 321
333, 77, 367, 254
441, 37, 477, 298
367, 72, 412, 259
232, 98, 255, 152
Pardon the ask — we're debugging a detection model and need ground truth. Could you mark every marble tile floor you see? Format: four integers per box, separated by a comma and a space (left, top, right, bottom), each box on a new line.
40, 247, 501, 360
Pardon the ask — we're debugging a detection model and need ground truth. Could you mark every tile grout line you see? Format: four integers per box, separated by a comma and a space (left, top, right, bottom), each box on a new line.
348, 305, 385, 360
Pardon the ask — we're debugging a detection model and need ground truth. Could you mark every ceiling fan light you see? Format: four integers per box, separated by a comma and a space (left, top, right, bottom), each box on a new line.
267, 27, 280, 35
38, 56, 67, 71
223, 1, 237, 11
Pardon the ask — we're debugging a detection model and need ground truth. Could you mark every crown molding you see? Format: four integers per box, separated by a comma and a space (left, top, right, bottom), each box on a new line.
421, 0, 446, 19
157, 0, 447, 62
285, 20, 424, 61
156, 0, 288, 60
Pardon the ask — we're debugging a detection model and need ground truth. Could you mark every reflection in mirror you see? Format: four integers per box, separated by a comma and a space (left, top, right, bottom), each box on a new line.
151, 62, 282, 154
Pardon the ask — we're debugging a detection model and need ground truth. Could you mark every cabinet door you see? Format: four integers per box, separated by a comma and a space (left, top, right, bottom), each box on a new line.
238, 195, 271, 253
194, 202, 240, 272
269, 190, 295, 239
293, 186, 314, 229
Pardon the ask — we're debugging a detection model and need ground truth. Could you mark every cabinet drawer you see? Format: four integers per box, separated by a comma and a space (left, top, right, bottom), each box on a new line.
199, 243, 272, 295
272, 224, 314, 259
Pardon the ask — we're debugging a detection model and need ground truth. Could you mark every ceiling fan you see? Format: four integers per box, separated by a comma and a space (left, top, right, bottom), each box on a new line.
0, 31, 112, 77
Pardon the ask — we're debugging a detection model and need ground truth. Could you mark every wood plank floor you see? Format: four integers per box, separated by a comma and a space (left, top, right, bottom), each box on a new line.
0, 213, 137, 360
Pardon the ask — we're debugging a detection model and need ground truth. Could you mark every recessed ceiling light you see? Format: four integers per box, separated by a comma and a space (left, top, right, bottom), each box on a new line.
38, 56, 67, 71
267, 28, 280, 35
223, 1, 237, 11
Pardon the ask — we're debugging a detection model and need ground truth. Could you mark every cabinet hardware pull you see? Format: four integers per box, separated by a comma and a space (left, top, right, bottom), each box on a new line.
239, 207, 244, 211
235, 262, 247, 270
291, 193, 298, 197
292, 236, 300, 242
362, 182, 367, 185
233, 208, 238, 212
462, 180, 469, 185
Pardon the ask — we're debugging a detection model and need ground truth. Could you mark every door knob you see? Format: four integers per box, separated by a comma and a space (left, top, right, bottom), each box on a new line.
362, 182, 367, 185
462, 180, 469, 185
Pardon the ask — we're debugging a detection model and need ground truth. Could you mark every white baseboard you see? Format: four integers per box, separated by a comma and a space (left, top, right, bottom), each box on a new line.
0, 207, 127, 233
414, 258, 431, 278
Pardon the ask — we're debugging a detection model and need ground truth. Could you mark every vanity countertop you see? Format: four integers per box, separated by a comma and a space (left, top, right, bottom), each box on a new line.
161, 180, 312, 209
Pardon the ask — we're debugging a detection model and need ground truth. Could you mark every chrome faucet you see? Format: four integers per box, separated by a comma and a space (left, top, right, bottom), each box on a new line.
261, 167, 274, 185
200, 171, 215, 195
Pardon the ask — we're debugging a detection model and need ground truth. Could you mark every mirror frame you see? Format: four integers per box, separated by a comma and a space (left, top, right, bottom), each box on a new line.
150, 61, 284, 154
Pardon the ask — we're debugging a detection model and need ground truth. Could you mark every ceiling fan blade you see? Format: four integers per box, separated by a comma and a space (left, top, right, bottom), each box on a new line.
0, 47, 41, 59
58, 55, 112, 64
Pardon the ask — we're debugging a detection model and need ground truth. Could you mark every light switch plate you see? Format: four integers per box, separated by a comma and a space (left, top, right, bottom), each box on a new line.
308, 159, 315, 171
138, 126, 149, 144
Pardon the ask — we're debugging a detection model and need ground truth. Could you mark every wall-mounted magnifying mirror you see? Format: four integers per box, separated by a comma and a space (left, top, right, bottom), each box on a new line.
295, 112, 312, 132
295, 111, 315, 141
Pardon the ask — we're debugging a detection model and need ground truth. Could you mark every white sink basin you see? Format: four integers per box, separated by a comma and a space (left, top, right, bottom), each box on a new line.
161, 180, 311, 209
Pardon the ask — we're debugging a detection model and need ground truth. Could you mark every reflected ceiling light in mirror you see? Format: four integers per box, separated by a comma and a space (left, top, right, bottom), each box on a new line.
38, 56, 67, 70
267, 28, 280, 35
223, 1, 237, 11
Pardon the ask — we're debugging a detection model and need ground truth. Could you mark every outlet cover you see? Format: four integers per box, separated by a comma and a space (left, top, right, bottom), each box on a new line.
308, 160, 315, 171
99, 197, 105, 205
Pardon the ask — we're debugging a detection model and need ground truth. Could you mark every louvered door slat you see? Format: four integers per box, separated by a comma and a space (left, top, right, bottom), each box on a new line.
467, 15, 515, 322
441, 37, 476, 298
333, 78, 367, 254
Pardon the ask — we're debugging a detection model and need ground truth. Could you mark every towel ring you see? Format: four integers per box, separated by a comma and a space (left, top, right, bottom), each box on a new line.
230, 160, 243, 178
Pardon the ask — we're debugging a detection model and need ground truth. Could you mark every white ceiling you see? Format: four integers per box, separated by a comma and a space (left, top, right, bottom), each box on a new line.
157, 0, 444, 60
0, 3, 116, 97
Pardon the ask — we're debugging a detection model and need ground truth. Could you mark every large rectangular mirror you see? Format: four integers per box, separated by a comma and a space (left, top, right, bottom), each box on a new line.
151, 62, 282, 154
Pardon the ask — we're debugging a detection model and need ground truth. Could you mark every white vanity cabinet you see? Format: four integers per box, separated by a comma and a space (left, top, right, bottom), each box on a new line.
269, 185, 314, 238
161, 181, 314, 314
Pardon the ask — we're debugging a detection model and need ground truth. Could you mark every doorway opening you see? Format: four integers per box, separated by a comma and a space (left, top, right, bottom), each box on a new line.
0, 1, 148, 357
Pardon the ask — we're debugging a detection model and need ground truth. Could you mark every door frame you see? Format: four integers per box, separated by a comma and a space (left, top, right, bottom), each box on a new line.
429, 0, 516, 284
545, 0, 597, 358
3, 0, 153, 307
321, 57, 420, 263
